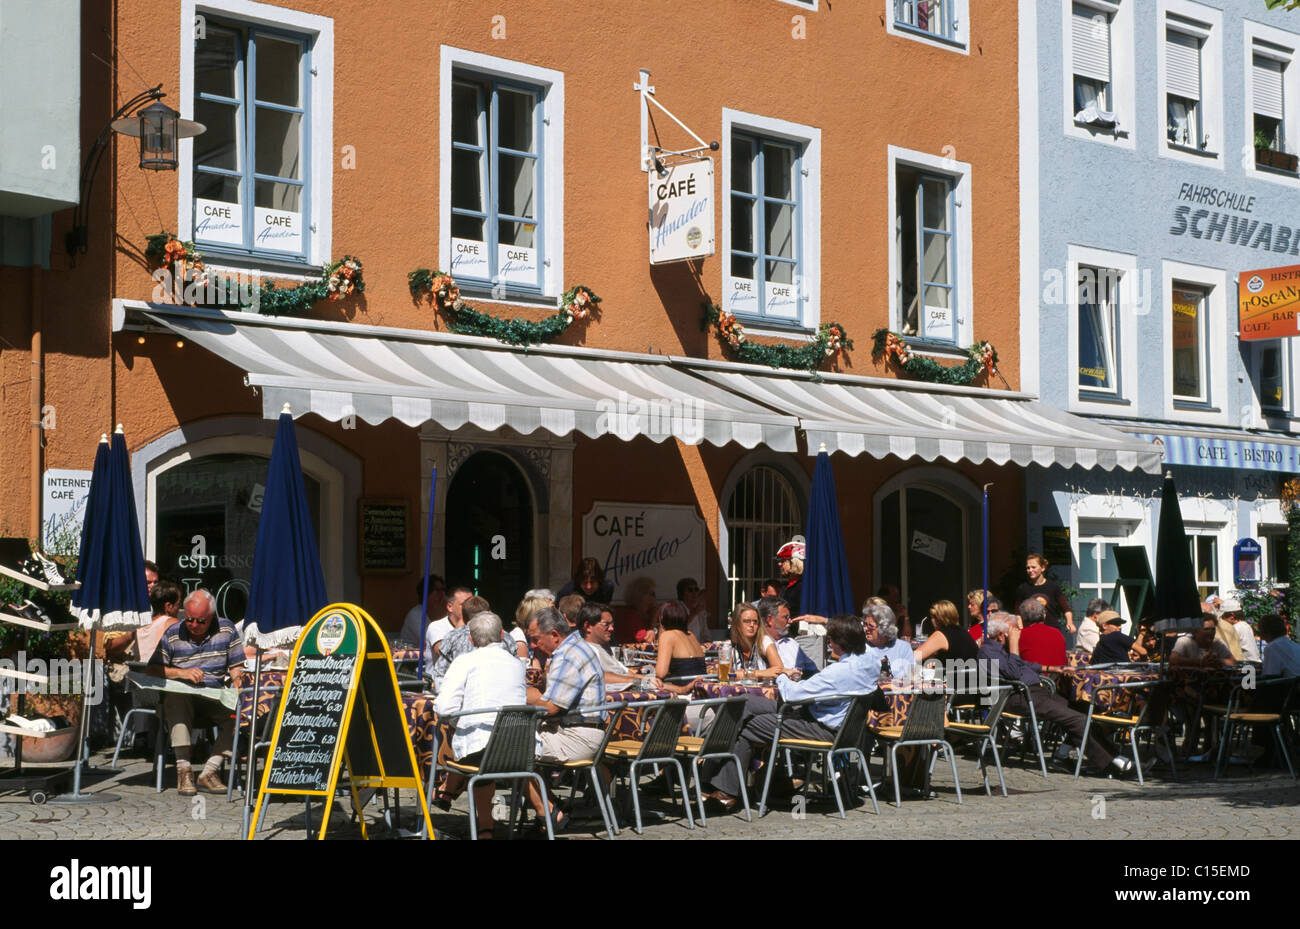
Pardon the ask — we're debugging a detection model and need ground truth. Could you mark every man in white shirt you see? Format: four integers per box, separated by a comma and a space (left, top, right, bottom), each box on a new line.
1074, 598, 1107, 656
1170, 616, 1236, 668
433, 611, 527, 840
400, 575, 447, 646
758, 596, 818, 677
1218, 599, 1261, 663
577, 601, 655, 689
1260, 613, 1300, 677
426, 587, 473, 665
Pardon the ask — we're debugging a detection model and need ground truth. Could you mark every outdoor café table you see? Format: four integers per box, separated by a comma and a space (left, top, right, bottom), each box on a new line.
869, 680, 953, 796
693, 679, 779, 702
1049, 665, 1160, 714
1165, 665, 1248, 759
607, 687, 677, 739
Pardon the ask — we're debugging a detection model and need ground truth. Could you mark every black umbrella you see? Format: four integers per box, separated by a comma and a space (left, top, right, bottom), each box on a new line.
1152, 471, 1203, 635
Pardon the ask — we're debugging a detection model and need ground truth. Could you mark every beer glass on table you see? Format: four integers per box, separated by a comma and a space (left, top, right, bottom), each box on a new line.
716, 643, 731, 684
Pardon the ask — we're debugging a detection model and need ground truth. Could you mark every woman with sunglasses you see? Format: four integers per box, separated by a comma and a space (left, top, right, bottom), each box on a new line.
727, 602, 786, 679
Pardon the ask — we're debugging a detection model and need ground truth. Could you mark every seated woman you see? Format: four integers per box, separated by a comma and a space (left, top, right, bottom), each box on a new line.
728, 602, 786, 680
912, 599, 978, 666
966, 589, 999, 645
514, 590, 553, 661
655, 600, 707, 695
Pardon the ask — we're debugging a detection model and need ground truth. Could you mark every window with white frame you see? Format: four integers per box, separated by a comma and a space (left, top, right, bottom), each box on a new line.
439, 48, 563, 299
1071, 1, 1116, 127
1077, 523, 1132, 621
724, 466, 802, 608
1077, 265, 1120, 395
449, 73, 545, 293
1261, 526, 1290, 583
192, 20, 312, 260
896, 166, 957, 343
1254, 48, 1287, 154
1170, 281, 1209, 403
1255, 340, 1290, 415
1158, 3, 1221, 161
890, 0, 968, 49
722, 110, 819, 331
1187, 531, 1220, 602
729, 133, 802, 323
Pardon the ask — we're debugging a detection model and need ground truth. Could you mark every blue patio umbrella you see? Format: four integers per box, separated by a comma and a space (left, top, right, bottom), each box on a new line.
243, 404, 328, 649
801, 448, 854, 620
56, 426, 150, 804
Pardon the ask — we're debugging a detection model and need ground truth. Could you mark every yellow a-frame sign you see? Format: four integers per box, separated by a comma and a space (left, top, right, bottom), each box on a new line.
247, 603, 433, 839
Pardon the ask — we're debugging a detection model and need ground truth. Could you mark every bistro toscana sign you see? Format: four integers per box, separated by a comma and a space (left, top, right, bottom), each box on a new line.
1238, 264, 1300, 341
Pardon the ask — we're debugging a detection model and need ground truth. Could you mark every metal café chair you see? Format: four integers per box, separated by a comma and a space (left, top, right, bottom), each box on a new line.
536, 701, 624, 839
1072, 679, 1178, 786
672, 695, 753, 826
227, 678, 285, 801
870, 688, 962, 808
429, 705, 553, 840
1000, 678, 1051, 777
758, 693, 880, 819
602, 698, 695, 834
942, 684, 1014, 797
1208, 676, 1299, 781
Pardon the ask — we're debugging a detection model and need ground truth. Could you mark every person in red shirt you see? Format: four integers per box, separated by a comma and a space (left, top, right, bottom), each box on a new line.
1017, 596, 1067, 666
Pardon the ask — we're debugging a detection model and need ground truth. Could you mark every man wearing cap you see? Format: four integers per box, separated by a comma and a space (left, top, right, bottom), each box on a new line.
1218, 599, 1260, 662
1210, 602, 1245, 663
775, 539, 805, 617
1090, 611, 1146, 664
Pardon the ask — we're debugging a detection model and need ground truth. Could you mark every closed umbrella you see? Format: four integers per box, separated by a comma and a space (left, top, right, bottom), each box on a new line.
55, 426, 150, 803
1153, 471, 1203, 639
240, 404, 328, 830
801, 448, 854, 621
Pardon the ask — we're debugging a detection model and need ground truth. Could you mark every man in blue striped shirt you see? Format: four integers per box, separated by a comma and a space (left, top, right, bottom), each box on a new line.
146, 589, 245, 796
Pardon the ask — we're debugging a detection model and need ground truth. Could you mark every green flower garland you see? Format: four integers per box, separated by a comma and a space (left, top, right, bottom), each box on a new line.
870, 328, 999, 386
700, 303, 852, 372
409, 269, 601, 346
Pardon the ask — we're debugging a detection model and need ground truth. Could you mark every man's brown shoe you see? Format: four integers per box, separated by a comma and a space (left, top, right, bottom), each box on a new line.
196, 770, 226, 794
177, 768, 197, 796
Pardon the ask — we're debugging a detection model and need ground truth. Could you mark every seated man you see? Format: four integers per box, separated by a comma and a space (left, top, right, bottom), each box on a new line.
1091, 611, 1146, 664
1170, 614, 1236, 669
145, 589, 245, 795
978, 612, 1131, 777
400, 575, 447, 646
430, 596, 513, 691
862, 603, 916, 677
1018, 597, 1067, 667
1074, 598, 1107, 656
1219, 599, 1261, 663
705, 614, 876, 809
758, 596, 818, 678
578, 600, 656, 689
1260, 613, 1300, 677
433, 611, 527, 840
524, 607, 607, 829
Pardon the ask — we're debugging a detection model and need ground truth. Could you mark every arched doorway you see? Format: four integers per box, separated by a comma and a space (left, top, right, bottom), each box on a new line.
445, 451, 534, 614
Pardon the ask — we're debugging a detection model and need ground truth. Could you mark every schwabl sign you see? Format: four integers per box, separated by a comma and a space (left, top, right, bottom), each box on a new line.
648, 158, 714, 264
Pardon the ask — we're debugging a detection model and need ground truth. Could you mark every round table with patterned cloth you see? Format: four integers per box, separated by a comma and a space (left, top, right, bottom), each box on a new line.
1048, 666, 1160, 714
868, 680, 949, 729
692, 680, 779, 702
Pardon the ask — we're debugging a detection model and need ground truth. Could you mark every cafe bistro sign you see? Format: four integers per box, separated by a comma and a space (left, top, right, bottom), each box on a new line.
1238, 264, 1300, 341
648, 157, 715, 264
582, 502, 705, 601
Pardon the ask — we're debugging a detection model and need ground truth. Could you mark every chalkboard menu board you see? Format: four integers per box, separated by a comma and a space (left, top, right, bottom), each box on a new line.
359, 499, 408, 574
265, 611, 360, 793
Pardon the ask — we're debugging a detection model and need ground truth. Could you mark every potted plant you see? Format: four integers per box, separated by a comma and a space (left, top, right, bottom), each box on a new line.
1255, 129, 1299, 173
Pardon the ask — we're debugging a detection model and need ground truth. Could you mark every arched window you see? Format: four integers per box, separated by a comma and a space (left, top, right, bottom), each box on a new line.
724, 465, 802, 607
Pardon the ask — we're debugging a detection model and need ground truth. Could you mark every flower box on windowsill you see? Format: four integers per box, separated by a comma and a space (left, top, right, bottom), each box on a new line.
1256, 147, 1299, 174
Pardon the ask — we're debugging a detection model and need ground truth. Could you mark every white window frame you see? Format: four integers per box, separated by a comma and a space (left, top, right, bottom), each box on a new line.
1161, 259, 1229, 426
1186, 524, 1225, 602
1063, 0, 1135, 148
1075, 518, 1140, 629
887, 145, 973, 348
1249, 338, 1300, 426
439, 46, 564, 301
179, 0, 333, 270
721, 108, 821, 337
1244, 20, 1300, 188
1250, 500, 1290, 586
886, 0, 970, 54
1067, 245, 1139, 414
1156, 0, 1223, 169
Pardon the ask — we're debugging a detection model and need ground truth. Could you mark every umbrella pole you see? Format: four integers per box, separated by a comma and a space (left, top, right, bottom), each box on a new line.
982, 483, 992, 627
241, 645, 264, 836
49, 625, 119, 804
417, 466, 437, 680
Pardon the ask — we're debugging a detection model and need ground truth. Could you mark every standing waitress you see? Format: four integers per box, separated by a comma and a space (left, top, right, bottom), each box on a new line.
1014, 553, 1075, 636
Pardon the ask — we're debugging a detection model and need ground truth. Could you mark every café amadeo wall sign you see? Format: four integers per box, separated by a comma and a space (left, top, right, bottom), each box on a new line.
583, 502, 705, 602
1238, 264, 1300, 341
648, 158, 715, 264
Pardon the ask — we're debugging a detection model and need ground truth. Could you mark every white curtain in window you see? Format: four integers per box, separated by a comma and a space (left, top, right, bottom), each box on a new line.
1167, 29, 1202, 101
1255, 54, 1285, 120
1072, 3, 1111, 83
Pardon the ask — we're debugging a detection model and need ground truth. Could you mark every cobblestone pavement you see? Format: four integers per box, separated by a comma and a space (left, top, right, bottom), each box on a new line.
1, 743, 1297, 840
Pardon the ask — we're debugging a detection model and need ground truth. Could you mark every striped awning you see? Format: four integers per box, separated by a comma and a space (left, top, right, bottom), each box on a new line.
686, 362, 1163, 473
134, 307, 798, 450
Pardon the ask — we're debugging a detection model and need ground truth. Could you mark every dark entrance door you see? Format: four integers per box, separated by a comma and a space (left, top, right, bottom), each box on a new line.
445, 452, 533, 614
880, 485, 968, 631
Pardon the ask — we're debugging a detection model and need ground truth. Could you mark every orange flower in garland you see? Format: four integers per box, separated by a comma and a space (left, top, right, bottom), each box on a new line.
1283, 477, 1300, 512
979, 342, 997, 377
163, 238, 187, 266
430, 273, 460, 310
717, 310, 746, 348
565, 286, 594, 321
883, 331, 912, 365
326, 256, 363, 300
823, 324, 845, 357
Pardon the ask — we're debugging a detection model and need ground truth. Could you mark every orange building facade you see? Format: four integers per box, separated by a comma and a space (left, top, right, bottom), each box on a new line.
2, 0, 1078, 635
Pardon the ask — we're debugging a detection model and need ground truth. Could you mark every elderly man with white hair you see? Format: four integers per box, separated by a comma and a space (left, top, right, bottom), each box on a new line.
978, 612, 1132, 777
145, 589, 246, 796
862, 602, 916, 677
434, 611, 527, 839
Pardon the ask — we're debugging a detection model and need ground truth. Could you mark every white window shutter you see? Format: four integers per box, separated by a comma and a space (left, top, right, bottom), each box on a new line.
1167, 29, 1202, 101
1254, 54, 1285, 120
1072, 3, 1111, 83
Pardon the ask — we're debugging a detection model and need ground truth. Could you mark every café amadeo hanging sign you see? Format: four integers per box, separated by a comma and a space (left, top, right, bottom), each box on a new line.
648, 158, 715, 264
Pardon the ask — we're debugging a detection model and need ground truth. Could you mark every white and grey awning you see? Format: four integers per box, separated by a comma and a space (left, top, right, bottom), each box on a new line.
127, 306, 798, 451
683, 361, 1163, 473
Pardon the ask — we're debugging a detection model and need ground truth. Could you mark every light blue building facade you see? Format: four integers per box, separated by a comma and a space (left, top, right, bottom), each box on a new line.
1020, 0, 1300, 619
